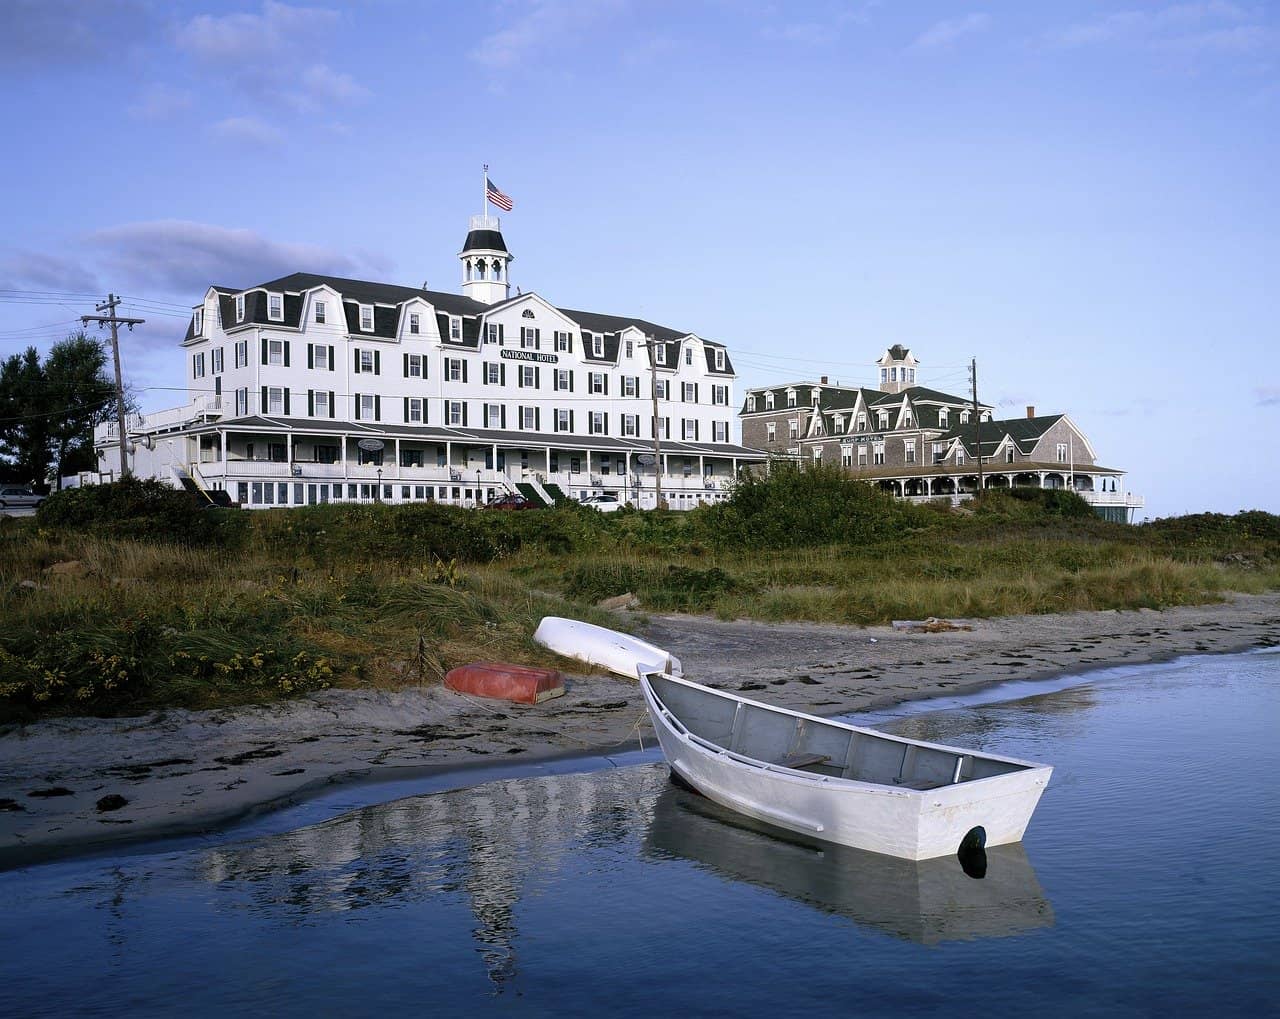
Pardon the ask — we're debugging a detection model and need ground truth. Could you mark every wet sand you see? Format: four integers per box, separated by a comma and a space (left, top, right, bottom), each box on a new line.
2, 592, 1277, 868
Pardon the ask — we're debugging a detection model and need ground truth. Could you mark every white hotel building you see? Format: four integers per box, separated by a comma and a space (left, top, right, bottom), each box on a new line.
96, 215, 766, 509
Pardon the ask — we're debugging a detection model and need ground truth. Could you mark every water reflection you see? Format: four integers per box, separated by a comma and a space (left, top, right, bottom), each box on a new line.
642, 783, 1055, 945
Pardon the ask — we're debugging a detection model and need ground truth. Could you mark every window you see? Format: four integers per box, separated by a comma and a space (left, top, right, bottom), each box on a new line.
713, 421, 728, 443
625, 339, 634, 358
622, 414, 639, 436
903, 412, 913, 427
555, 330, 571, 352
1057, 443, 1068, 463
268, 339, 284, 366
554, 368, 572, 391
313, 344, 329, 371
590, 411, 606, 434
813, 447, 822, 462
682, 419, 698, 441
960, 410, 970, 424
406, 398, 424, 423
589, 372, 606, 395
956, 449, 965, 465
267, 387, 284, 415
555, 408, 571, 431
521, 406, 536, 429
878, 411, 889, 430
766, 422, 776, 442
1006, 447, 1016, 463
891, 367, 898, 382
360, 305, 374, 331
235, 294, 245, 322
939, 408, 949, 427
313, 391, 330, 417
446, 358, 464, 382
880, 368, 888, 384
786, 390, 797, 407
359, 349, 374, 374
682, 382, 697, 402
873, 443, 885, 466
747, 395, 756, 412
447, 401, 464, 425
765, 392, 775, 410
908, 369, 916, 384
268, 294, 283, 321
858, 445, 868, 465
192, 353, 205, 378
314, 444, 337, 464
933, 442, 946, 464
685, 347, 693, 365
841, 445, 853, 467
857, 413, 866, 431
486, 362, 502, 385
450, 317, 461, 340
485, 404, 502, 428
193, 308, 203, 335
402, 450, 424, 468
235, 388, 248, 415
904, 440, 916, 464
623, 376, 638, 398
715, 349, 725, 371
517, 326, 538, 349
360, 394, 375, 419
486, 323, 502, 344
315, 300, 326, 324
654, 344, 666, 365
519, 365, 538, 388
653, 416, 670, 440
212, 348, 223, 374
833, 415, 843, 432
405, 354, 424, 378
655, 379, 669, 400
234, 340, 248, 368
409, 312, 420, 335
712, 385, 728, 406
788, 419, 799, 440
592, 334, 604, 357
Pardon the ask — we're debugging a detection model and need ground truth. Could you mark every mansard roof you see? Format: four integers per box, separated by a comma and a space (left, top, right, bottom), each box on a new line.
940, 414, 1065, 456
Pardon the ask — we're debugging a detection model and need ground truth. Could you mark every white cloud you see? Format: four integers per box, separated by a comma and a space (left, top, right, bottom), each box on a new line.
1048, 2, 1274, 54
470, 0, 627, 70
86, 220, 392, 295
1255, 386, 1280, 407
175, 1, 339, 62
128, 84, 194, 121
214, 116, 284, 146
0, 251, 99, 293
912, 12, 990, 51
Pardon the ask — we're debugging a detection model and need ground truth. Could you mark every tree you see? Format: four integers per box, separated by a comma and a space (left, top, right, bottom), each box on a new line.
0, 347, 51, 486
0, 332, 119, 488
45, 332, 116, 486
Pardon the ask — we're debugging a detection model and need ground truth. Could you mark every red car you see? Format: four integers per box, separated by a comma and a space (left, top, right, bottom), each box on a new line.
485, 494, 538, 510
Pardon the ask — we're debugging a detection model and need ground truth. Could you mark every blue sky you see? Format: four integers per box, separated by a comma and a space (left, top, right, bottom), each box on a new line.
1, 0, 1276, 519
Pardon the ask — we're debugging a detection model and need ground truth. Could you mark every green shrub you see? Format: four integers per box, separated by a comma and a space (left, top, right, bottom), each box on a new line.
36, 477, 244, 546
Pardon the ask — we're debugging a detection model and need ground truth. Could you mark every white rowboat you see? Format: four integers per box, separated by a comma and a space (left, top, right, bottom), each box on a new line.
639, 671, 1052, 861
534, 616, 683, 679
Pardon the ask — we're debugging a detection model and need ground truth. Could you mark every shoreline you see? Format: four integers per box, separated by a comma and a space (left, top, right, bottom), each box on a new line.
2, 592, 1278, 870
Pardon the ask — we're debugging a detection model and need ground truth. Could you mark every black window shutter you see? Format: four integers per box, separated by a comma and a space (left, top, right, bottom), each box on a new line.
604, 375, 609, 396
462, 361, 468, 384
535, 408, 541, 431
534, 328, 541, 349
354, 394, 361, 420
374, 350, 381, 375
374, 395, 381, 421
500, 364, 506, 385
403, 353, 409, 376
517, 369, 523, 389
498, 323, 504, 346
500, 406, 506, 428
284, 342, 291, 367
569, 371, 574, 393
307, 344, 314, 369
283, 389, 290, 415
329, 391, 335, 418
604, 413, 608, 435
462, 403, 468, 426
535, 367, 540, 388
260, 385, 267, 412
261, 339, 268, 365
354, 349, 360, 373
569, 409, 575, 432
517, 405, 523, 428
404, 397, 410, 421
308, 390, 315, 416
328, 346, 335, 371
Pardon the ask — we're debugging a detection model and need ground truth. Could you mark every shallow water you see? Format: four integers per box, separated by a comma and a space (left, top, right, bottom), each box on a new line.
2, 650, 1277, 1016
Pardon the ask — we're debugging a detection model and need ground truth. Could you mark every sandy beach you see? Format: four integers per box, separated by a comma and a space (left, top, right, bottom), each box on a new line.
2, 592, 1277, 869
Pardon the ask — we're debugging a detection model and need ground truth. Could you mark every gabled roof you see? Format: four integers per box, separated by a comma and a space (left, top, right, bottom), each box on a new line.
940, 414, 1065, 456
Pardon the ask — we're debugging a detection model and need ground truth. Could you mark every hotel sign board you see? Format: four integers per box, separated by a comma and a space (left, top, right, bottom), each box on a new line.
500, 349, 559, 365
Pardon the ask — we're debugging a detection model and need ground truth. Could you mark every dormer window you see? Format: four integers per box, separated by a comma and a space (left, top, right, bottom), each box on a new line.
715, 349, 725, 370
592, 334, 604, 358
685, 347, 693, 366
235, 294, 245, 323
625, 339, 634, 358
834, 415, 843, 431
359, 305, 374, 331
939, 408, 949, 427
960, 410, 970, 424
268, 293, 283, 321
315, 300, 326, 324
903, 412, 912, 427
655, 344, 666, 366
786, 390, 797, 407
409, 312, 420, 335
450, 317, 461, 341
857, 414, 866, 431
765, 392, 775, 409
1006, 447, 1015, 463
878, 411, 889, 429
193, 308, 203, 335
747, 395, 757, 412
811, 390, 821, 406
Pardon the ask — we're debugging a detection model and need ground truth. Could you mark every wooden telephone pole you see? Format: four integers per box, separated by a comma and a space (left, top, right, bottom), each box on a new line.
970, 357, 983, 495
81, 294, 143, 478
647, 334, 663, 509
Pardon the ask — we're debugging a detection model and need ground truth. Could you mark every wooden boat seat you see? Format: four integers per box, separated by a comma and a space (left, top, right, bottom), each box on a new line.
774, 752, 831, 771
894, 777, 942, 790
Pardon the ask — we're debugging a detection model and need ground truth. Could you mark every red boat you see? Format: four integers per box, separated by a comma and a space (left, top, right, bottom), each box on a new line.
444, 662, 565, 704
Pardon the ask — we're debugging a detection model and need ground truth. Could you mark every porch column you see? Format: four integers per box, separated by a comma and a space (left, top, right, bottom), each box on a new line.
1005, 473, 1013, 487
924, 478, 932, 496
394, 438, 401, 479
221, 430, 227, 471
698, 454, 705, 482
1038, 471, 1046, 488
286, 432, 292, 464
545, 445, 551, 478
445, 441, 452, 470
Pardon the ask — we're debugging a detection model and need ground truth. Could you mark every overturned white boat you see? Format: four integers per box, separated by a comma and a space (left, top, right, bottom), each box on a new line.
639, 671, 1052, 861
534, 616, 683, 679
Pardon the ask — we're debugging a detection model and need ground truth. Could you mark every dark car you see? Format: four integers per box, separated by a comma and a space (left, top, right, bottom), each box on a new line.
485, 494, 538, 510
0, 486, 45, 509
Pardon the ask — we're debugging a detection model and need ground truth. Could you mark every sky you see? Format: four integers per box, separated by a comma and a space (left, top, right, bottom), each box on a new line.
0, 0, 1276, 520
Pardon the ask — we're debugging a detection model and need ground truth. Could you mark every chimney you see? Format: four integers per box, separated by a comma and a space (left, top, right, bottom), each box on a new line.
820, 375, 828, 385
1026, 405, 1035, 419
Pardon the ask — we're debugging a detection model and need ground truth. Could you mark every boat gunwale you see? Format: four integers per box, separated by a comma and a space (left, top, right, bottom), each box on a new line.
640, 671, 1052, 797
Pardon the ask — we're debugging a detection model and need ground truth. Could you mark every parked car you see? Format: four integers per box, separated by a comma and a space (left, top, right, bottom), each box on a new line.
0, 486, 45, 509
485, 494, 538, 510
580, 493, 624, 513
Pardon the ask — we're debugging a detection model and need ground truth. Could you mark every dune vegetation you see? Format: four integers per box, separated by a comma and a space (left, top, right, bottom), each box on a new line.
1, 466, 1276, 722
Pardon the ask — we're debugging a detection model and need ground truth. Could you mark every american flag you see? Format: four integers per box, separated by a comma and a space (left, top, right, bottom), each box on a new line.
486, 177, 514, 212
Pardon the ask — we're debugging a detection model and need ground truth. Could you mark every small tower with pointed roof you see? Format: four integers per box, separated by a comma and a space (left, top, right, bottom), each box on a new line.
459, 214, 512, 304
877, 344, 918, 394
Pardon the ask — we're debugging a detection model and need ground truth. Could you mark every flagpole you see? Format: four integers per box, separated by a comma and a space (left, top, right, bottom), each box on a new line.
483, 163, 489, 222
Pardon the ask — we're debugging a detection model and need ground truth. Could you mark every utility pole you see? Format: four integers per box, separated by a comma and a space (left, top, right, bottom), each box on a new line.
970, 357, 983, 496
82, 294, 143, 479
647, 334, 663, 510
